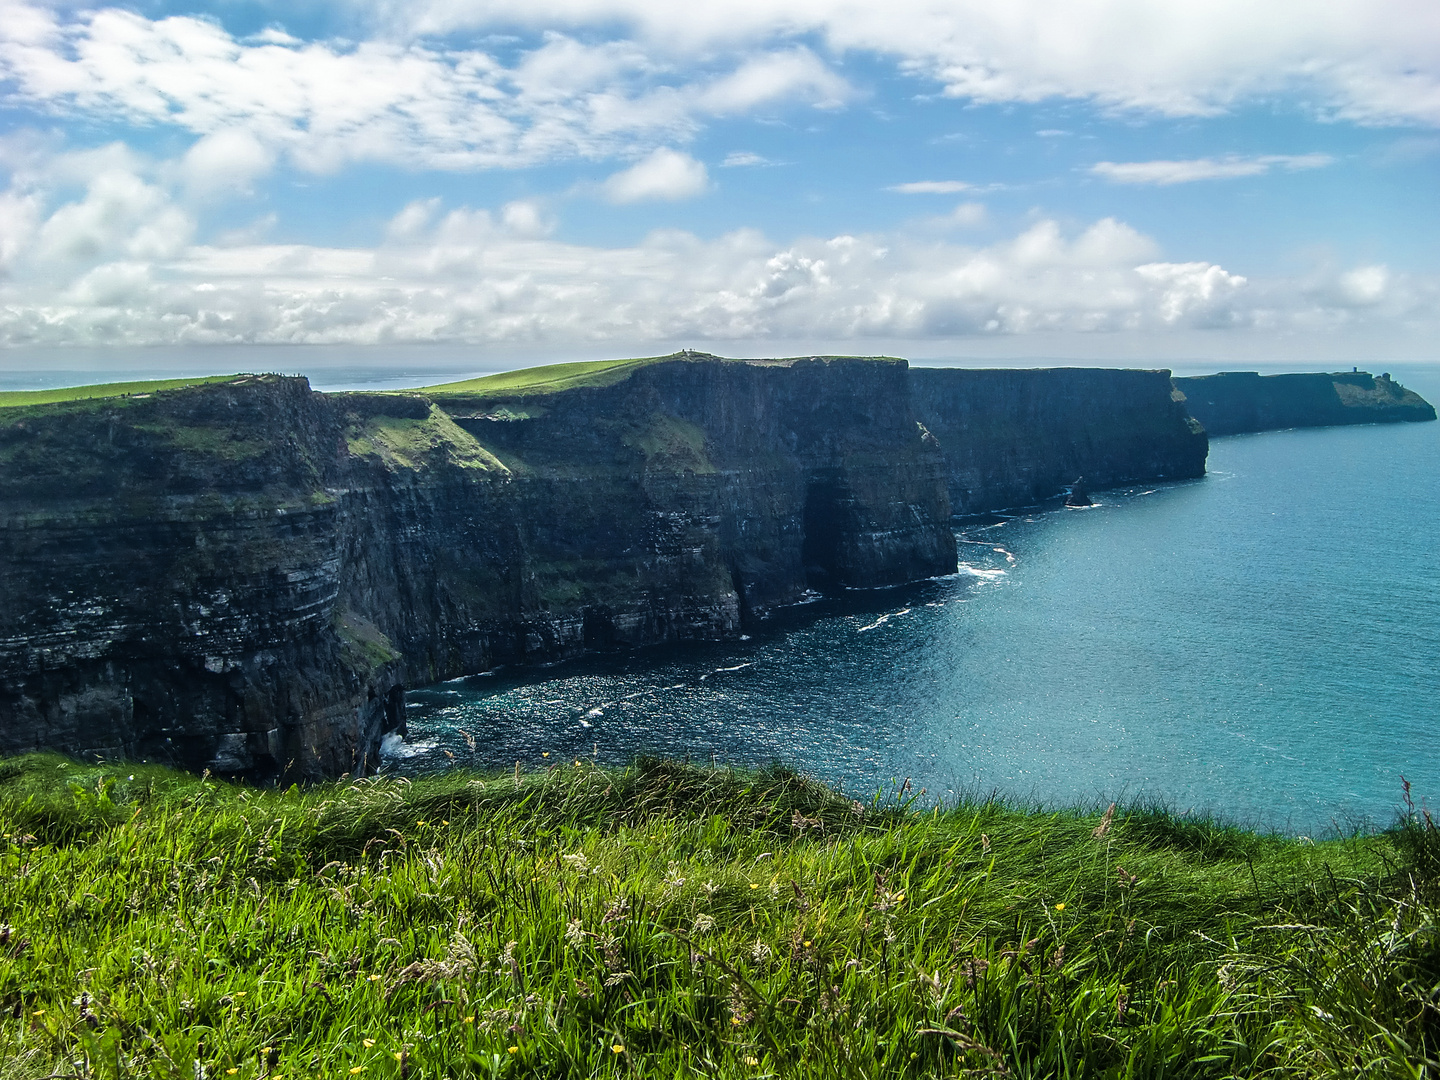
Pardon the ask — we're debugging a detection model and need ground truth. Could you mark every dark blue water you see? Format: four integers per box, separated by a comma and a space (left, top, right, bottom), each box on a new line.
392, 371, 1440, 834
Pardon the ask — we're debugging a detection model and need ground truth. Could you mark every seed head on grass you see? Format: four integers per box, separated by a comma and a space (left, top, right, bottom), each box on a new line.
1093, 803, 1116, 839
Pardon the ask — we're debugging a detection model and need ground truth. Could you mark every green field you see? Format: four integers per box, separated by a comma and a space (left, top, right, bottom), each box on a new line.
420, 356, 679, 399
0, 376, 245, 409
0, 755, 1434, 1078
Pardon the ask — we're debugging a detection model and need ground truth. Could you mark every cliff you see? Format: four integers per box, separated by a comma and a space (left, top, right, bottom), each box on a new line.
0, 356, 956, 780
910, 367, 1208, 514
1173, 370, 1437, 436
0, 355, 1218, 779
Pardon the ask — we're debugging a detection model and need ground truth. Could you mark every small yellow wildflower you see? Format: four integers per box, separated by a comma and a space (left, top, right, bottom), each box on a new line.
508, 1047, 518, 1054
612, 1044, 625, 1054
349, 1068, 364, 1075
463, 1016, 475, 1023
227, 1070, 238, 1076
234, 991, 246, 997
1054, 903, 1066, 911
31, 1010, 43, 1017
744, 1056, 759, 1066
362, 1039, 375, 1048
731, 1017, 742, 1026
542, 752, 550, 758
750, 883, 759, 890
368, 974, 382, 982
802, 940, 811, 947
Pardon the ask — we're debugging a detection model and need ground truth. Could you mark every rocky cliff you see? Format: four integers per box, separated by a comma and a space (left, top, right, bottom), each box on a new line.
910, 367, 1208, 514
1173, 370, 1437, 436
0, 354, 1221, 779
0, 356, 958, 780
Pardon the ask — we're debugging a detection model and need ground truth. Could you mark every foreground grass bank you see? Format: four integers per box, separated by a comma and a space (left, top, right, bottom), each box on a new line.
0, 756, 1435, 1078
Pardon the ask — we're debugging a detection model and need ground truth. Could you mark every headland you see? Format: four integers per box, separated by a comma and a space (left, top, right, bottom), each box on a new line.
0, 354, 1428, 779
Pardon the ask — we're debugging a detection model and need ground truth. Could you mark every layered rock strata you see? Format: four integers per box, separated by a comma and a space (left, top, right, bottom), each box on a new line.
1173, 371, 1436, 436
0, 356, 956, 779
910, 367, 1209, 514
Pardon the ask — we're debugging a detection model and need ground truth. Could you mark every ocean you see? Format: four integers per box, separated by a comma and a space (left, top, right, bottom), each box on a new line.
390, 363, 1440, 835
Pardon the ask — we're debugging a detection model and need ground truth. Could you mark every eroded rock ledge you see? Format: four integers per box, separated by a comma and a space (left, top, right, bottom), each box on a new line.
0, 355, 1206, 779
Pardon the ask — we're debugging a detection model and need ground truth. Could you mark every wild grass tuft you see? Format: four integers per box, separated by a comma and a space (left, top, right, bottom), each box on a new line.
0, 753, 1434, 1078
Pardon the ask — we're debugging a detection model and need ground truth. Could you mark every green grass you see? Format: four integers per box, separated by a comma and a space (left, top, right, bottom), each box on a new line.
345, 409, 508, 472
422, 357, 677, 399
420, 353, 905, 401
0, 376, 244, 409
0, 755, 1435, 1079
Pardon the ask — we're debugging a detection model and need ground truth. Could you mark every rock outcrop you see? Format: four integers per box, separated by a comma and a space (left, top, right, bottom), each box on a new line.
910, 367, 1208, 514
0, 354, 1225, 779
1173, 370, 1436, 436
0, 356, 958, 779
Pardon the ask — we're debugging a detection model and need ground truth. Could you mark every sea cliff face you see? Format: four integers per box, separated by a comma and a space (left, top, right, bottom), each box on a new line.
0, 355, 1223, 779
1173, 371, 1437, 436
910, 367, 1208, 514
0, 356, 959, 779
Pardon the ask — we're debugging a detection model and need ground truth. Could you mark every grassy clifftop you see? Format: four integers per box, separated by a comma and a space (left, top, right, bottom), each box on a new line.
0, 375, 248, 410
0, 755, 1434, 1078
420, 353, 905, 401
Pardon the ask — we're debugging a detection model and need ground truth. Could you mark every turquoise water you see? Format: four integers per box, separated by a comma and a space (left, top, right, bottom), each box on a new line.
393, 371, 1440, 834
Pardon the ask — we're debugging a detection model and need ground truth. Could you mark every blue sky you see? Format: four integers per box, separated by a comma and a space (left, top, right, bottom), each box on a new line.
1, 0, 1437, 366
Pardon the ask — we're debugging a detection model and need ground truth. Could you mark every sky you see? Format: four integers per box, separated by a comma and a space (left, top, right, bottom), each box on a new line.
1, 0, 1438, 371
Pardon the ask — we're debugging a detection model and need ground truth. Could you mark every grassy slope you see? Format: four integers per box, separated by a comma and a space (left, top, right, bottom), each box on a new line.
0, 376, 244, 409
0, 756, 1435, 1079
421, 357, 674, 399
419, 354, 904, 401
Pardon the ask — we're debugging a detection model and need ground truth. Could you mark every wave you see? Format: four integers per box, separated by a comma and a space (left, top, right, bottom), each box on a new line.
380, 733, 437, 759
857, 608, 911, 632
957, 564, 1007, 580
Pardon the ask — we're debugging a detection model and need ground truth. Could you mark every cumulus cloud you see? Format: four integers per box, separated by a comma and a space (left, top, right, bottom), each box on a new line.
377, 0, 1440, 126
1092, 154, 1335, 185
180, 129, 277, 197
0, 3, 852, 175
32, 169, 192, 265
602, 148, 709, 203
1338, 265, 1389, 306
935, 202, 987, 229
1, 171, 1424, 347
694, 47, 849, 112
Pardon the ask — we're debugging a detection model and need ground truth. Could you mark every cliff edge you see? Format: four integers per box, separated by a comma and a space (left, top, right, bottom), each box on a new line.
0, 356, 955, 779
910, 367, 1208, 514
1173, 370, 1436, 436
0, 355, 1219, 779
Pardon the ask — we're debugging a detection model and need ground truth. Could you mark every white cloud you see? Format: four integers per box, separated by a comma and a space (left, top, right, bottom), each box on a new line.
376, 0, 1440, 126
1338, 265, 1388, 306
602, 148, 709, 203
0, 4, 852, 175
180, 129, 277, 197
32, 169, 193, 265
1092, 154, 1336, 185
0, 186, 42, 274
936, 202, 987, 228
2, 174, 1426, 347
694, 47, 849, 112
721, 151, 768, 167
890, 180, 971, 194
500, 199, 554, 237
